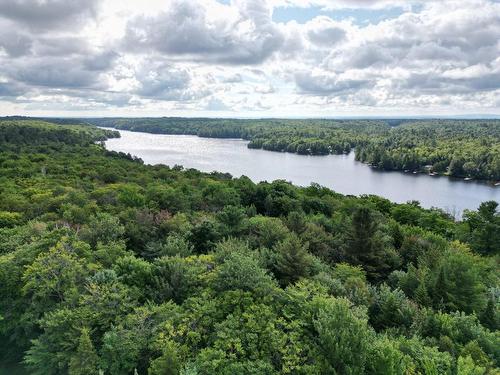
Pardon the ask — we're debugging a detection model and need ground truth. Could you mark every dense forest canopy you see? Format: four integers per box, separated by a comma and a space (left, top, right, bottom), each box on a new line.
0, 119, 499, 374
81, 117, 500, 181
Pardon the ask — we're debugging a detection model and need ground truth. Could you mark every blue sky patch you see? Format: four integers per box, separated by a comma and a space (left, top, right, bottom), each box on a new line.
272, 6, 409, 25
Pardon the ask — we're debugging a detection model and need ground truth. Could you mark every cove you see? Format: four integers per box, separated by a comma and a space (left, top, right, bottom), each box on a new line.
103, 128, 500, 216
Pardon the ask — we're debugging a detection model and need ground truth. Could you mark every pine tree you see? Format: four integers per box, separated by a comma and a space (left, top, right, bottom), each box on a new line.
344, 207, 390, 281
480, 297, 498, 331
68, 328, 100, 375
432, 266, 449, 311
414, 276, 431, 307
274, 234, 311, 286
148, 342, 180, 375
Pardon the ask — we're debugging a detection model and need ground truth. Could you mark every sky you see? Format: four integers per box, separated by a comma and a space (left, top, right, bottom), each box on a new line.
0, 0, 499, 117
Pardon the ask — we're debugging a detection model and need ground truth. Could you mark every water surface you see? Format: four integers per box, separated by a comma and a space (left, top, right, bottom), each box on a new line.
103, 128, 500, 216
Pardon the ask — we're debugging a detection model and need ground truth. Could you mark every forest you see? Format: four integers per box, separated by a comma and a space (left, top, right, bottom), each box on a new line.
0, 119, 499, 374
82, 117, 500, 181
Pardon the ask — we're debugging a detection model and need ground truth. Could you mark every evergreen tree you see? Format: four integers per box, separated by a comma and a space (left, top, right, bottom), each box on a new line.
285, 211, 307, 234
344, 207, 391, 281
148, 342, 180, 375
274, 234, 311, 286
469, 201, 500, 256
432, 266, 449, 310
480, 297, 498, 331
68, 328, 100, 375
414, 278, 431, 307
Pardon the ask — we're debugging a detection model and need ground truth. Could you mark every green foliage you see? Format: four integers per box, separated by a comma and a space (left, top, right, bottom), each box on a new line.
79, 212, 125, 247
0, 211, 23, 228
68, 328, 100, 375
314, 297, 370, 374
273, 233, 312, 286
366, 337, 413, 375
355, 120, 500, 180
369, 284, 417, 332
0, 120, 498, 374
461, 201, 500, 255
342, 206, 399, 281
144, 234, 193, 259
214, 251, 275, 294
148, 341, 180, 375
434, 243, 489, 313
457, 355, 486, 375
22, 240, 88, 310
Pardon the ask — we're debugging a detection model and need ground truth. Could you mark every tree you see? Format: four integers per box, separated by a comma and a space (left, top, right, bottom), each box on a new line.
214, 251, 275, 294
148, 342, 180, 375
246, 215, 290, 249
436, 243, 487, 313
216, 205, 246, 235
22, 241, 88, 311
68, 328, 100, 375
0, 211, 22, 228
79, 212, 125, 247
24, 308, 89, 375
369, 284, 417, 332
100, 327, 143, 375
284, 211, 307, 234
432, 266, 449, 310
366, 337, 413, 375
151, 256, 201, 304
80, 270, 137, 335
143, 235, 193, 260
343, 207, 394, 281
273, 234, 312, 286
457, 355, 486, 375
480, 296, 499, 331
188, 218, 221, 253
314, 297, 370, 374
463, 201, 500, 255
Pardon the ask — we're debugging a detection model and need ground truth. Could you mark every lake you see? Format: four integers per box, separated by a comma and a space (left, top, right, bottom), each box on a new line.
103, 128, 500, 216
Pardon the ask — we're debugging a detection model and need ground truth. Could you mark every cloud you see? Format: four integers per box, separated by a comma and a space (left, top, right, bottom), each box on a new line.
0, 30, 32, 57
306, 17, 347, 46
33, 37, 92, 57
0, 0, 98, 30
9, 59, 99, 89
0, 0, 498, 115
254, 83, 275, 93
221, 73, 244, 83
0, 81, 26, 98
206, 96, 230, 111
295, 71, 372, 94
314, 0, 500, 99
4, 50, 118, 90
132, 59, 211, 101
123, 0, 284, 65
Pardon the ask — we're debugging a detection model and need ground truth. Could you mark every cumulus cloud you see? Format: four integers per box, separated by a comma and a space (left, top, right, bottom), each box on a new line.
304, 0, 500, 102
123, 0, 284, 65
3, 46, 120, 89
306, 17, 347, 47
0, 0, 98, 30
295, 71, 372, 94
131, 58, 213, 102
0, 0, 498, 115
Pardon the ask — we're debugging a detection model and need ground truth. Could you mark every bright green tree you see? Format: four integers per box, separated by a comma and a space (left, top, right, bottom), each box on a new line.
68, 328, 100, 375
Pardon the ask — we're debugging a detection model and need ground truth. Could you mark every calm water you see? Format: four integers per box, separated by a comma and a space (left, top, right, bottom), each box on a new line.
103, 128, 500, 216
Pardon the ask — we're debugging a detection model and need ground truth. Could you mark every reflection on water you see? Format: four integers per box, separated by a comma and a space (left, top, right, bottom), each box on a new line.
103, 128, 500, 216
